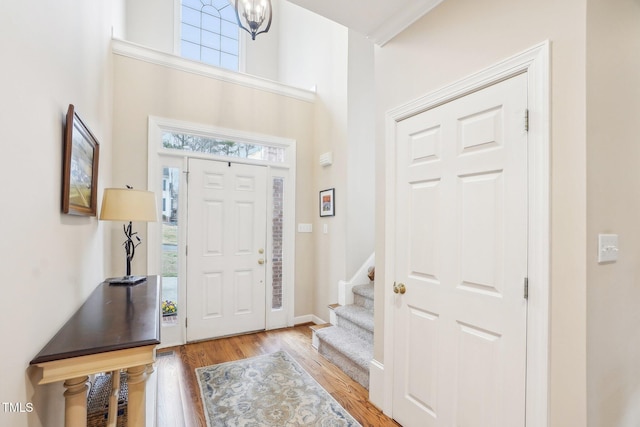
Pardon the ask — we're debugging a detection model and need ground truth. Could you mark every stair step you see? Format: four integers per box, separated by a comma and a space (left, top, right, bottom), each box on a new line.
352, 283, 374, 300
352, 283, 374, 310
328, 303, 340, 324
310, 323, 332, 349
314, 280, 375, 389
335, 304, 374, 340
309, 323, 332, 332
316, 326, 372, 388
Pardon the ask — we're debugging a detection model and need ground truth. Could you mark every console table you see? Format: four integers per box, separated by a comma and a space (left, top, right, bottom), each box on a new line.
30, 276, 161, 427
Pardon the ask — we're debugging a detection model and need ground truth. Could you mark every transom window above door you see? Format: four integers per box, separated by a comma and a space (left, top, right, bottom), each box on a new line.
162, 132, 286, 163
180, 0, 240, 71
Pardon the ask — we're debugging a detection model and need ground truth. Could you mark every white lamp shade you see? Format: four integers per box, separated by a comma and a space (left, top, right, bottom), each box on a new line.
99, 188, 158, 222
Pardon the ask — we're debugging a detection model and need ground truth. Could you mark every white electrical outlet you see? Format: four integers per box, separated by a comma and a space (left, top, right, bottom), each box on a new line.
598, 234, 619, 263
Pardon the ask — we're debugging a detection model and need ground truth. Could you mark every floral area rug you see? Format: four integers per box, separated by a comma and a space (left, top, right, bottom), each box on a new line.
195, 351, 361, 427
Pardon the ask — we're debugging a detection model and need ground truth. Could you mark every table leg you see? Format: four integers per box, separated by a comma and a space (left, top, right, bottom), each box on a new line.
63, 376, 88, 427
126, 365, 148, 427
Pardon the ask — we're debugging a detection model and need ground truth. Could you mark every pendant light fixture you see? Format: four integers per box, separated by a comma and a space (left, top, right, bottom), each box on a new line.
234, 0, 272, 40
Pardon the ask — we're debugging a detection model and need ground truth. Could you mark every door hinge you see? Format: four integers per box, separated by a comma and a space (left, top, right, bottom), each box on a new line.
185, 317, 188, 328
185, 245, 188, 256
524, 277, 529, 299
183, 170, 189, 184
524, 109, 529, 132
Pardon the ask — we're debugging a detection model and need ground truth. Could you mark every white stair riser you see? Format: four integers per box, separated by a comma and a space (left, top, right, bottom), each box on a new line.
329, 309, 338, 325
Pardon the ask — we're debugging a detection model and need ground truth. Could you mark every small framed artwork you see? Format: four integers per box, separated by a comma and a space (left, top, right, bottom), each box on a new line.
62, 104, 100, 216
320, 188, 335, 217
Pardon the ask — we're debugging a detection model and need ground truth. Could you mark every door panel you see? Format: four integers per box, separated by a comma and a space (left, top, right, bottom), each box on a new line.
187, 158, 267, 341
393, 73, 528, 427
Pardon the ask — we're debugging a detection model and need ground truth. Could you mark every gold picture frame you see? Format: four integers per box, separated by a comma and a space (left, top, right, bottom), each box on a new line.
62, 104, 100, 216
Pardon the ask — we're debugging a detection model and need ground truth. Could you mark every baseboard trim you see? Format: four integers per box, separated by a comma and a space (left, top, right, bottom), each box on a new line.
294, 314, 327, 326
369, 358, 388, 414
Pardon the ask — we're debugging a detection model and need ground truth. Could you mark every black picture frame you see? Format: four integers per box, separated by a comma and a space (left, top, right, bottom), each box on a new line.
319, 188, 335, 217
62, 104, 100, 216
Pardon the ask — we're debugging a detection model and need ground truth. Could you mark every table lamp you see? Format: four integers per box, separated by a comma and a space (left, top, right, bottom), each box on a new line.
100, 186, 158, 285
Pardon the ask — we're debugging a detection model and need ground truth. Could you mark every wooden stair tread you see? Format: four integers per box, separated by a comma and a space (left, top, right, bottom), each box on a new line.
309, 323, 332, 332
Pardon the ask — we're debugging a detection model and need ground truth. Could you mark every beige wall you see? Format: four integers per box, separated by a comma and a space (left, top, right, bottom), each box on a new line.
374, 0, 588, 424
0, 1, 122, 426
277, 1, 351, 320
123, 0, 365, 325
586, 0, 640, 425
111, 54, 317, 316
346, 30, 376, 278
125, 0, 283, 84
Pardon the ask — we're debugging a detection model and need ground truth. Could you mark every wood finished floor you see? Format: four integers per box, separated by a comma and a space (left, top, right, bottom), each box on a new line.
155, 324, 400, 427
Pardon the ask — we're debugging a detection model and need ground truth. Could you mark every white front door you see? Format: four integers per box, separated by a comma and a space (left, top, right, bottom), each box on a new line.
392, 73, 528, 426
186, 158, 267, 342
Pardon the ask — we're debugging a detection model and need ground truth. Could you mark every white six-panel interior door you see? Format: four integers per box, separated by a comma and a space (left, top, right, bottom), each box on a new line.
392, 73, 529, 426
186, 158, 267, 342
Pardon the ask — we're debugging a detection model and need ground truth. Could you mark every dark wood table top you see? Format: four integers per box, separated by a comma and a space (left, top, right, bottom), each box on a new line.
30, 276, 161, 365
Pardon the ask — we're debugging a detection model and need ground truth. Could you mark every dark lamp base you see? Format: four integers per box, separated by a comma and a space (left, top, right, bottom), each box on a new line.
105, 275, 147, 285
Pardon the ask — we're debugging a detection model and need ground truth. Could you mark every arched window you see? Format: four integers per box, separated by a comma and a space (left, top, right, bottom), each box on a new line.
180, 0, 240, 71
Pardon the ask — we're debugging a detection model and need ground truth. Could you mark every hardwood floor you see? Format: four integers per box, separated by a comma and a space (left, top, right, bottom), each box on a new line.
155, 324, 400, 427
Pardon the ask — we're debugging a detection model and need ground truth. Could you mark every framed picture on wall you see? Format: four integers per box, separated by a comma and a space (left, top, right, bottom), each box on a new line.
62, 104, 100, 216
319, 188, 335, 217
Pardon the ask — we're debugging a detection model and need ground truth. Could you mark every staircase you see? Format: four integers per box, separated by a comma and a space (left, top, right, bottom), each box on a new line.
313, 283, 374, 389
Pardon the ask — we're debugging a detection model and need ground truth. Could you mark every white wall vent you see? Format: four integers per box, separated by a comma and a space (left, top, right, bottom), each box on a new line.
320, 152, 333, 167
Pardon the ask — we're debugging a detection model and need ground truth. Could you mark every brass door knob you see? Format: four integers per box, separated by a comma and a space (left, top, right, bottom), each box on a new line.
393, 282, 406, 294
258, 259, 265, 265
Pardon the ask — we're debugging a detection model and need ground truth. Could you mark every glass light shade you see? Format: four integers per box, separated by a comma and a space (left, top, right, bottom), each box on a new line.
100, 188, 158, 222
235, 0, 272, 40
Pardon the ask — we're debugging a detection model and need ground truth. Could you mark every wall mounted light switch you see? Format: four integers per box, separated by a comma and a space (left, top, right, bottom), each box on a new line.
598, 234, 619, 263
297, 223, 312, 233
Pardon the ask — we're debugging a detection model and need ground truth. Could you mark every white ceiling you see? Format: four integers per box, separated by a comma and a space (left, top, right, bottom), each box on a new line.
284, 0, 445, 45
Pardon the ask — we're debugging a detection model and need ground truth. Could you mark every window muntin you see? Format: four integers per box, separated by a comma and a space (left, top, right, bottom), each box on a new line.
180, 0, 239, 71
162, 132, 286, 163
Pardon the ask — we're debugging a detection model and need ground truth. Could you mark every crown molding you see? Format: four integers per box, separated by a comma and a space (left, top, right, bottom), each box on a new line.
368, 0, 444, 46
111, 38, 316, 103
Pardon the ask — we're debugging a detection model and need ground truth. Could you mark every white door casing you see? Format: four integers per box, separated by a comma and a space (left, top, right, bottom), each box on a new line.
392, 73, 528, 426
381, 42, 550, 427
186, 158, 267, 341
147, 117, 298, 348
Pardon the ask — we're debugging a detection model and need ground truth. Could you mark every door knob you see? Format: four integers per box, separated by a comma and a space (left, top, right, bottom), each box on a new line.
393, 282, 406, 294
258, 259, 265, 265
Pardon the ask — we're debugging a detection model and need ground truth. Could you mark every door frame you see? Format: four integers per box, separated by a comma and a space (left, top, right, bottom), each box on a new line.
380, 41, 550, 426
146, 116, 297, 347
